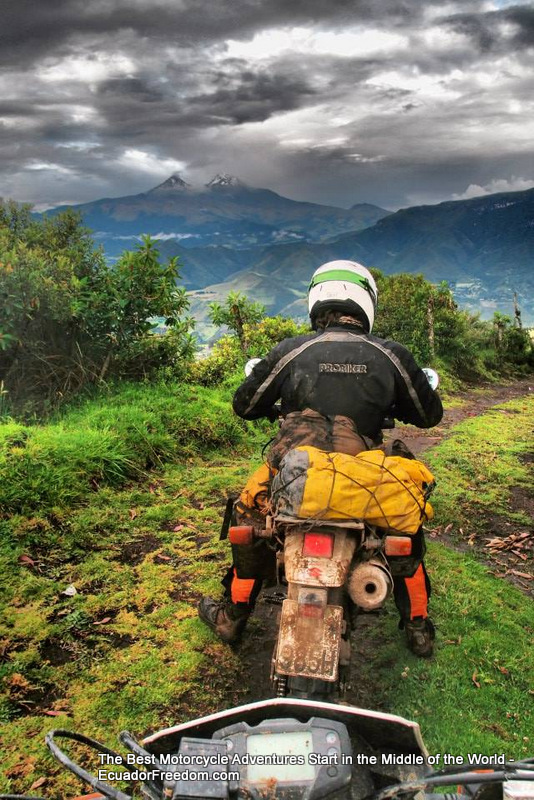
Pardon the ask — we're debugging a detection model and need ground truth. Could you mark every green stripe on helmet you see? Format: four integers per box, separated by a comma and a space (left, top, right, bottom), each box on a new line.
309, 269, 377, 305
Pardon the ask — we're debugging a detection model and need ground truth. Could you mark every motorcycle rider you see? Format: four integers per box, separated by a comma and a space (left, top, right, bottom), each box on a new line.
198, 260, 443, 657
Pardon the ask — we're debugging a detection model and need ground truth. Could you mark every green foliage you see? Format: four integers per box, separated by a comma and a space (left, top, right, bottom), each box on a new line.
0, 203, 194, 414
87, 236, 192, 374
114, 323, 196, 382
493, 313, 533, 368
244, 315, 310, 355
208, 291, 265, 351
191, 313, 310, 387
372, 271, 532, 378
374, 272, 436, 362
189, 334, 243, 386
0, 382, 251, 527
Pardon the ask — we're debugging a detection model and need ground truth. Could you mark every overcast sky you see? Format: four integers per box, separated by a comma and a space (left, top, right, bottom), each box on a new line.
1, 0, 533, 210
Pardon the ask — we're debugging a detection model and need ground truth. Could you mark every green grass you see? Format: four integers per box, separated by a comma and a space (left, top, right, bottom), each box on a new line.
1, 383, 533, 794
0, 455, 259, 796
357, 542, 533, 757
0, 381, 260, 522
426, 396, 534, 532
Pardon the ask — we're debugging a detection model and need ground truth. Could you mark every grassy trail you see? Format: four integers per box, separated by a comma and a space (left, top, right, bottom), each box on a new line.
1, 384, 533, 796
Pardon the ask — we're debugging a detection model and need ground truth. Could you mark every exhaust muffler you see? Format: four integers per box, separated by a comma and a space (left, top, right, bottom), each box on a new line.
348, 559, 393, 610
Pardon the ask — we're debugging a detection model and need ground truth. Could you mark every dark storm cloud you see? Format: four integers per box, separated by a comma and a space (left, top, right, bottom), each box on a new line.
0, 101, 42, 117
441, 4, 534, 53
502, 5, 534, 45
71, 62, 317, 144
1, 0, 461, 68
1, 0, 533, 209
98, 77, 168, 103
182, 69, 319, 125
440, 13, 498, 52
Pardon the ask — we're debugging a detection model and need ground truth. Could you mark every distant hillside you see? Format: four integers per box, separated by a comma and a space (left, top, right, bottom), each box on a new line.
330, 187, 534, 307
46, 172, 389, 257
188, 188, 534, 338
187, 242, 337, 340
42, 178, 533, 335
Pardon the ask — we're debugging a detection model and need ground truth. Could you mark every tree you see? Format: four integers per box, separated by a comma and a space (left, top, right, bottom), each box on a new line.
0, 202, 193, 412
90, 236, 191, 380
209, 291, 265, 352
492, 312, 511, 349
492, 311, 532, 367
373, 272, 436, 363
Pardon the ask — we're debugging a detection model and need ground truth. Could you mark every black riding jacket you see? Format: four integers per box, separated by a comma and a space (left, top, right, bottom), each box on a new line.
233, 323, 443, 442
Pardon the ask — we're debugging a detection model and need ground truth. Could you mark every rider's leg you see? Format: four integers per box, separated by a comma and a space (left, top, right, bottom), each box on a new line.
198, 541, 273, 643
392, 528, 435, 657
198, 463, 275, 643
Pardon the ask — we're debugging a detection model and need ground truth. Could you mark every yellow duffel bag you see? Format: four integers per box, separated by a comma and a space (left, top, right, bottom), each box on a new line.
271, 445, 435, 534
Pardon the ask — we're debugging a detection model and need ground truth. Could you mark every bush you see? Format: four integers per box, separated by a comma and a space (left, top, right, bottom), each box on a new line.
188, 334, 243, 387
372, 271, 532, 380
0, 203, 194, 414
208, 291, 265, 352
501, 325, 534, 369
113, 324, 196, 382
193, 313, 310, 387
374, 272, 436, 363
244, 315, 310, 355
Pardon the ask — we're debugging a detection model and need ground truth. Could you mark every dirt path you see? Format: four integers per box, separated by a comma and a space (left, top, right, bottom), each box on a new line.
394, 377, 533, 456
235, 378, 533, 706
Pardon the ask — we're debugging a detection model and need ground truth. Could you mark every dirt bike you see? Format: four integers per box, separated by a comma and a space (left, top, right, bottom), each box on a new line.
227, 364, 440, 702
35, 697, 534, 800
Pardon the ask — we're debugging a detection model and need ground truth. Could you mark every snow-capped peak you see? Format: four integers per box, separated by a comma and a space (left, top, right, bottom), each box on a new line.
206, 173, 244, 189
152, 173, 191, 191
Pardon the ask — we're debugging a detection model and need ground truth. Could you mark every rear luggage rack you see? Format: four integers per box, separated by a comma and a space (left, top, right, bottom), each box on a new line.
274, 514, 365, 530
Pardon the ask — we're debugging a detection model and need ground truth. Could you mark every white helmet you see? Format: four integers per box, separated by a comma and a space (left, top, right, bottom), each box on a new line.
308, 260, 378, 333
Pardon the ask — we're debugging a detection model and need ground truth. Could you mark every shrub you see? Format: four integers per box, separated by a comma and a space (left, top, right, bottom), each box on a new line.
193, 312, 311, 387
0, 203, 194, 414
208, 291, 265, 352
113, 324, 196, 382
372, 271, 532, 380
244, 315, 310, 355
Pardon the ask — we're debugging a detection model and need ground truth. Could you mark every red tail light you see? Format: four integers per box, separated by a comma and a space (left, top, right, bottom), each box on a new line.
299, 604, 324, 618
302, 532, 334, 558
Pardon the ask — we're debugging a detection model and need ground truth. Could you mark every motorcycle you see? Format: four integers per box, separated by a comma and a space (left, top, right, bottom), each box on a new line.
226, 363, 440, 701
36, 697, 534, 800
8, 369, 533, 800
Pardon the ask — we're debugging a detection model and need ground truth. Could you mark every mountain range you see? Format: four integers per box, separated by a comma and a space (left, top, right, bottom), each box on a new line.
44, 174, 534, 336
51, 172, 389, 258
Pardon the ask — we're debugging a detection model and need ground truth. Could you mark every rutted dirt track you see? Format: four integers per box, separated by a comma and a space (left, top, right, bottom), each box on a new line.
395, 377, 533, 456
235, 378, 534, 705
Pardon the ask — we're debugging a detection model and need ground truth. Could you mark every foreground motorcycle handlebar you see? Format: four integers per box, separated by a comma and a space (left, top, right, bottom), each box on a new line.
23, 699, 534, 800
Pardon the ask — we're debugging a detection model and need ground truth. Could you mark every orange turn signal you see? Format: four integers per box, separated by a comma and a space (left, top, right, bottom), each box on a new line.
228, 525, 254, 545
384, 535, 412, 556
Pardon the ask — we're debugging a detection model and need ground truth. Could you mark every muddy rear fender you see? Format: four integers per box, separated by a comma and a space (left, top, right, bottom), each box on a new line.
284, 529, 357, 587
